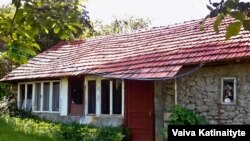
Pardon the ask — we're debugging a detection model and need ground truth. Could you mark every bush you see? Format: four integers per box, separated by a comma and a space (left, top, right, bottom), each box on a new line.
57, 124, 124, 141
163, 105, 208, 140
0, 82, 12, 101
0, 83, 16, 115
11, 109, 39, 119
0, 115, 125, 141
168, 105, 207, 125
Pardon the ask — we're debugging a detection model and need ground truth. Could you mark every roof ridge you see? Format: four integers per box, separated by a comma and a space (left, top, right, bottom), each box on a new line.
86, 18, 205, 42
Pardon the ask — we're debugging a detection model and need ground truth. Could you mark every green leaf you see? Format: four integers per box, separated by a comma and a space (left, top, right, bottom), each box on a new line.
53, 27, 60, 34
44, 28, 49, 34
60, 2, 67, 6
67, 25, 77, 32
32, 43, 40, 50
229, 11, 245, 21
224, 0, 237, 9
226, 21, 242, 39
243, 20, 250, 31
214, 14, 224, 33
69, 22, 83, 28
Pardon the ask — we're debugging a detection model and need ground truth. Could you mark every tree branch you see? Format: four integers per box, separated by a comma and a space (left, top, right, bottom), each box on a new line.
10, 0, 21, 41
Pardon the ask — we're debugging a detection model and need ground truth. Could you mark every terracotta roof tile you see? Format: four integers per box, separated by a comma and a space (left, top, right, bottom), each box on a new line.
2, 17, 250, 81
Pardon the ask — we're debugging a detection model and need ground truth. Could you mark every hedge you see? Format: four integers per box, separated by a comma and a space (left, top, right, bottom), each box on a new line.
0, 115, 125, 141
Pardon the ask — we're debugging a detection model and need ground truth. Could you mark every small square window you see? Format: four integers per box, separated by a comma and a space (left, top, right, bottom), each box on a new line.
221, 77, 236, 104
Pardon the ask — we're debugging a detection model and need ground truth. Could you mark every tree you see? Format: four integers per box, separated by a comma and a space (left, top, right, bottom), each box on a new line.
0, 0, 91, 64
92, 16, 151, 36
204, 0, 250, 39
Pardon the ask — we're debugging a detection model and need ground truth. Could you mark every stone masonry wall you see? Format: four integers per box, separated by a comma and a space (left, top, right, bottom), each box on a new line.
174, 64, 250, 124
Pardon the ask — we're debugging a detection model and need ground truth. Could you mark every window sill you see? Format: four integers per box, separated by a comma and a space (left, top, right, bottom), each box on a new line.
85, 114, 123, 118
32, 111, 60, 114
221, 102, 236, 105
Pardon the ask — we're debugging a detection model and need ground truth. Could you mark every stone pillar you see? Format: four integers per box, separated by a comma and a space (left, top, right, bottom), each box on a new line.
154, 81, 164, 141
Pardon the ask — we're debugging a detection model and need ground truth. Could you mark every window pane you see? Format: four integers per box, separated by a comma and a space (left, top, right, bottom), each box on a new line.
52, 82, 60, 111
88, 80, 96, 114
43, 82, 50, 111
70, 78, 83, 104
101, 80, 110, 114
222, 79, 235, 104
20, 84, 25, 109
113, 80, 122, 114
34, 83, 41, 111
26, 84, 33, 111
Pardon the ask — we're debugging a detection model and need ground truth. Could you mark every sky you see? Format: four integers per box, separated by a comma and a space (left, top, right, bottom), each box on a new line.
86, 0, 210, 26
0, 0, 220, 27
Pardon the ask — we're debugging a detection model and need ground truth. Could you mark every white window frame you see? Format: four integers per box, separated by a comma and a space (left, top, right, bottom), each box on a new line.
18, 82, 34, 110
221, 77, 236, 105
85, 76, 124, 117
17, 80, 60, 113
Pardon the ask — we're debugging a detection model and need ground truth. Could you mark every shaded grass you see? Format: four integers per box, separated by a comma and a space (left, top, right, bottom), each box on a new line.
0, 119, 54, 141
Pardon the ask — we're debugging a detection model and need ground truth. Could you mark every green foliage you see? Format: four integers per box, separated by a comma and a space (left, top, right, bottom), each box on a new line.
0, 118, 54, 141
168, 105, 207, 125
0, 82, 12, 101
243, 20, 250, 30
11, 109, 39, 119
0, 83, 17, 116
229, 11, 245, 21
0, 0, 91, 63
213, 14, 224, 33
93, 16, 151, 36
0, 57, 16, 78
0, 115, 125, 141
226, 21, 242, 39
163, 105, 207, 140
204, 0, 250, 39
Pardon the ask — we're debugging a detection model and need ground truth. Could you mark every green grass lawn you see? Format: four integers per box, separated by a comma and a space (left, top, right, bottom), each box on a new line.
0, 119, 54, 141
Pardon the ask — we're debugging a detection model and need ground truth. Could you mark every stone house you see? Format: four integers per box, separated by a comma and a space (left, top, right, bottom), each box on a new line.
2, 17, 250, 141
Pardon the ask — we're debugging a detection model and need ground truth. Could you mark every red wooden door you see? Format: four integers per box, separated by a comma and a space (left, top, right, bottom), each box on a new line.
125, 80, 154, 141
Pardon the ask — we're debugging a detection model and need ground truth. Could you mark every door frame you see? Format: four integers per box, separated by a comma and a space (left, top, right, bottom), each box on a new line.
68, 76, 85, 115
124, 80, 155, 141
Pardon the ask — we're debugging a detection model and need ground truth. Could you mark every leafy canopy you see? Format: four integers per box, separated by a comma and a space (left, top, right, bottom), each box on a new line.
0, 0, 90, 64
204, 0, 250, 39
92, 17, 151, 36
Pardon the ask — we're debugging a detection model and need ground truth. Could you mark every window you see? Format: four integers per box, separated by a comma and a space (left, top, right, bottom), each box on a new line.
19, 84, 25, 109
34, 83, 41, 111
43, 82, 50, 111
88, 80, 96, 114
85, 76, 124, 116
18, 81, 60, 113
221, 77, 236, 104
52, 82, 60, 111
101, 80, 110, 114
112, 79, 122, 114
70, 78, 83, 105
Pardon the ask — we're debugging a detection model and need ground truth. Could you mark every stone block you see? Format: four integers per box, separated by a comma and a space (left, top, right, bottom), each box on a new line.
209, 120, 218, 124
164, 112, 171, 121
197, 105, 209, 112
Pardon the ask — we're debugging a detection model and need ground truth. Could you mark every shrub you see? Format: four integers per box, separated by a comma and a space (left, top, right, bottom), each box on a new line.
168, 105, 207, 125
57, 123, 124, 141
0, 82, 12, 101
0, 83, 16, 115
0, 115, 125, 141
163, 105, 208, 140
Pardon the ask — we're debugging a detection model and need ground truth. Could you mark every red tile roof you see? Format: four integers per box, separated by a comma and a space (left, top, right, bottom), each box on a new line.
2, 17, 250, 81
